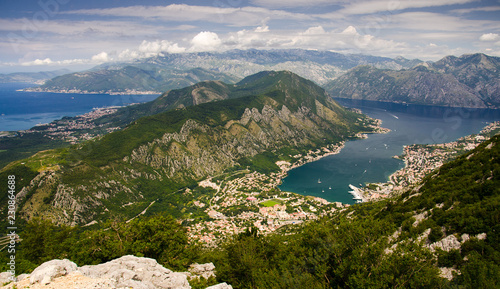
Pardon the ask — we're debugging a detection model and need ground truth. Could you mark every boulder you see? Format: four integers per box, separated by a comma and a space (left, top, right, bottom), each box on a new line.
0, 272, 14, 284
29, 259, 77, 285
79, 255, 191, 289
188, 263, 216, 279
207, 283, 233, 289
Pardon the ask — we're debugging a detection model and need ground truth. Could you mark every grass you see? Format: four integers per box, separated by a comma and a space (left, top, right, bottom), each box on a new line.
260, 199, 283, 207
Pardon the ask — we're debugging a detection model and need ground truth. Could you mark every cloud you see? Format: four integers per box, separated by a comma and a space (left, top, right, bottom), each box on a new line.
451, 6, 500, 14
64, 4, 313, 27
304, 26, 327, 35
91, 52, 110, 63
190, 31, 222, 52
250, 0, 342, 8
480, 33, 500, 41
338, 0, 478, 15
138, 40, 186, 56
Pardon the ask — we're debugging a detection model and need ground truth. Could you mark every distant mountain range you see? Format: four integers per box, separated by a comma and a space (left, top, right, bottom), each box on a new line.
1, 71, 377, 225
28, 49, 421, 94
0, 69, 70, 83
326, 53, 500, 108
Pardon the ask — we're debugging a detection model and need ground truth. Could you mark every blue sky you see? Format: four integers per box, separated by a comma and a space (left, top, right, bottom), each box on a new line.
0, 0, 499, 73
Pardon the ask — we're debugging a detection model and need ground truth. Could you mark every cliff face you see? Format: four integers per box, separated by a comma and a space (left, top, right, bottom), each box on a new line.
326, 53, 500, 108
5, 71, 374, 225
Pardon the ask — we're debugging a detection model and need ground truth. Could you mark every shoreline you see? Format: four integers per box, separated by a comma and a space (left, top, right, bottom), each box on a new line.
275, 117, 390, 205
358, 121, 500, 202
20, 87, 161, 95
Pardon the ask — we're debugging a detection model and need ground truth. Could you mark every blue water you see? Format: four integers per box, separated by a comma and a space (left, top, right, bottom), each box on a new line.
0, 83, 159, 131
279, 99, 500, 204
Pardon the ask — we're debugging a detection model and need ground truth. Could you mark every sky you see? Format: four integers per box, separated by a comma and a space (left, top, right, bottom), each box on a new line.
0, 0, 499, 73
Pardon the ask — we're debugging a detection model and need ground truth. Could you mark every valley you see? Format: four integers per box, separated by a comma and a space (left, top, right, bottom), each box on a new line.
0, 54, 499, 288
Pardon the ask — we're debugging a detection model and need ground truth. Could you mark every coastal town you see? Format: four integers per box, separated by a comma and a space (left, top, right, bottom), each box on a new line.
184, 121, 500, 245
3, 102, 499, 246
357, 121, 500, 201
186, 144, 347, 245
13, 106, 123, 144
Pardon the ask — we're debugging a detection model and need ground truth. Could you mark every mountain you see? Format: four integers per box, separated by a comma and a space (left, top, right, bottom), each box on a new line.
0, 71, 376, 226
5, 124, 499, 288
325, 53, 500, 108
32, 67, 239, 94
210, 133, 500, 288
30, 49, 421, 93
0, 69, 70, 83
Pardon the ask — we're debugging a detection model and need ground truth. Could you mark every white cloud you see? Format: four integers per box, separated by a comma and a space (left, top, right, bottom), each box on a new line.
480, 33, 500, 41
451, 6, 500, 14
339, 0, 477, 15
91, 52, 110, 63
138, 40, 186, 56
64, 4, 313, 27
341, 26, 358, 35
190, 31, 222, 52
304, 26, 326, 35
250, 0, 342, 8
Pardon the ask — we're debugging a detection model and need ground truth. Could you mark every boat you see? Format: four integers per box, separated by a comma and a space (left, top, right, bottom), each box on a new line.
318, 178, 321, 184
329, 187, 331, 190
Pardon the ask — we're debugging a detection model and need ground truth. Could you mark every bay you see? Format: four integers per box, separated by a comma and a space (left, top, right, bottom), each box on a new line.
279, 99, 500, 204
0, 83, 159, 131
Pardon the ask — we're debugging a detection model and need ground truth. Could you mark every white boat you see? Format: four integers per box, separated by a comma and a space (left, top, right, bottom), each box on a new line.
318, 178, 321, 184
329, 187, 332, 190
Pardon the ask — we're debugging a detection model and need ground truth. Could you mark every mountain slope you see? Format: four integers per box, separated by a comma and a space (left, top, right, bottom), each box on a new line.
1, 71, 376, 225
325, 53, 500, 108
0, 69, 70, 83
32, 67, 239, 94
209, 133, 500, 288
30, 49, 421, 93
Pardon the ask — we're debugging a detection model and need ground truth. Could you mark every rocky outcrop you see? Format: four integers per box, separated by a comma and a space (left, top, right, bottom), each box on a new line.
326, 53, 500, 108
1, 256, 231, 289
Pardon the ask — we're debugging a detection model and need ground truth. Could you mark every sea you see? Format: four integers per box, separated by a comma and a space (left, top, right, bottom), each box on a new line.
0, 83, 159, 131
279, 99, 500, 204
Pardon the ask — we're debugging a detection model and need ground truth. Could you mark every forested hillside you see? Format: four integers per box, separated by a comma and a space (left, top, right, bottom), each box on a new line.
4, 132, 498, 288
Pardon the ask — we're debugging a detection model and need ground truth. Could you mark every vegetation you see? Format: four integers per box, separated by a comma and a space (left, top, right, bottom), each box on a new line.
1, 135, 498, 288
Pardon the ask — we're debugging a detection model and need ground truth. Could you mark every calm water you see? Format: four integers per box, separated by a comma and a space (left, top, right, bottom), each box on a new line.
0, 83, 158, 131
279, 99, 500, 204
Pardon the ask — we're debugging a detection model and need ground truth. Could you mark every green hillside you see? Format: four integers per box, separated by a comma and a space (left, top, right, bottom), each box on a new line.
0, 71, 375, 226
5, 123, 498, 288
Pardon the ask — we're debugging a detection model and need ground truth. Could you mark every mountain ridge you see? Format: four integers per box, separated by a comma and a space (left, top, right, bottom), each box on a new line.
326, 53, 500, 108
1, 71, 377, 226
29, 49, 421, 94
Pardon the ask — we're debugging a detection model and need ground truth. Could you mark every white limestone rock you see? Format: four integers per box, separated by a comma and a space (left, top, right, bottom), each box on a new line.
79, 255, 191, 289
206, 282, 234, 289
188, 263, 216, 279
29, 259, 78, 285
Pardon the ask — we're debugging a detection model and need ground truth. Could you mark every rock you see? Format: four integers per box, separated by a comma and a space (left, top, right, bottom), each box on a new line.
206, 283, 233, 289
0, 272, 14, 284
29, 259, 77, 285
439, 267, 459, 281
79, 255, 191, 289
2, 255, 195, 289
188, 263, 216, 279
429, 235, 461, 252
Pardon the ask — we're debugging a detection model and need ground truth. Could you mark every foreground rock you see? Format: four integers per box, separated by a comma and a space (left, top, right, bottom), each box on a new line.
1, 255, 232, 289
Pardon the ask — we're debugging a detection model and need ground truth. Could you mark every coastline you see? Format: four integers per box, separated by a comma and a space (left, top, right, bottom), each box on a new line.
21, 87, 161, 95
275, 115, 390, 205
358, 121, 500, 202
